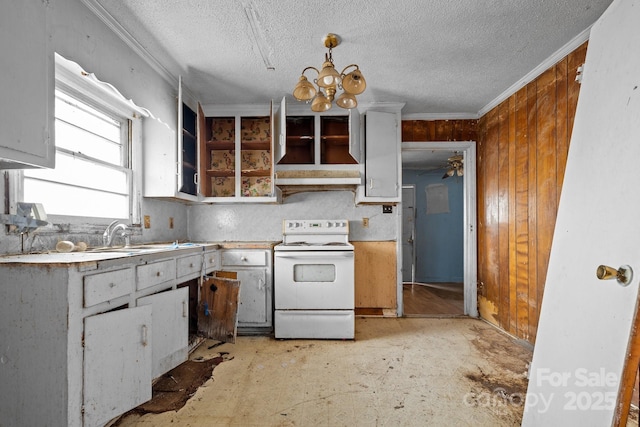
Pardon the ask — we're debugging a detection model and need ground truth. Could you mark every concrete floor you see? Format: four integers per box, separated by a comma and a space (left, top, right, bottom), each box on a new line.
116, 317, 533, 426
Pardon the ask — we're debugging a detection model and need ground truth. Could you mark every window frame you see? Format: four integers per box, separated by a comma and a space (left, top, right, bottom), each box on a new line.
9, 53, 143, 228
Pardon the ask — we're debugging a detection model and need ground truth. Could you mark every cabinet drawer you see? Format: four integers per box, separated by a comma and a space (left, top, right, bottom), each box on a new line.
176, 254, 202, 278
137, 259, 176, 290
204, 250, 219, 271
84, 268, 134, 307
221, 250, 266, 266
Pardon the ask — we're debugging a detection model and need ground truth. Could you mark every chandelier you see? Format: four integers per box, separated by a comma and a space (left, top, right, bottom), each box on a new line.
442, 154, 464, 179
292, 33, 366, 112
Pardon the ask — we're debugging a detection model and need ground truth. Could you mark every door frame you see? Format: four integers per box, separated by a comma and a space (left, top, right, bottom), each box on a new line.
401, 185, 416, 284
398, 141, 478, 317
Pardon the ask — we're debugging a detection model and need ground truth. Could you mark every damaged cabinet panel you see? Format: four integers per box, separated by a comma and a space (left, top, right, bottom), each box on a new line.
198, 273, 241, 343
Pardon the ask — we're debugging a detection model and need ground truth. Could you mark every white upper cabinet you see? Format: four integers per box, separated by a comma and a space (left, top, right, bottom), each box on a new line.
0, 0, 54, 169
274, 97, 362, 186
143, 76, 201, 202
357, 110, 401, 202
200, 102, 280, 203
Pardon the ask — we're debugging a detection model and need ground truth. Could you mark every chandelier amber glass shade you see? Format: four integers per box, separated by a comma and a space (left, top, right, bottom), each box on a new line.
317, 61, 341, 88
336, 92, 357, 109
293, 75, 317, 101
341, 68, 366, 95
311, 91, 332, 112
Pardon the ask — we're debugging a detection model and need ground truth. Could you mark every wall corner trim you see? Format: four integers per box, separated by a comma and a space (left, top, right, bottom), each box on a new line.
477, 25, 592, 118
80, 0, 178, 87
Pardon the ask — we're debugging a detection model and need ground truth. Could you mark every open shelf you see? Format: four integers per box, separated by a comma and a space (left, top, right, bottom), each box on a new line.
202, 115, 274, 199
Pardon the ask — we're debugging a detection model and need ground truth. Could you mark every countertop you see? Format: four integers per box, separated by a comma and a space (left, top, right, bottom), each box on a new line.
0, 241, 281, 266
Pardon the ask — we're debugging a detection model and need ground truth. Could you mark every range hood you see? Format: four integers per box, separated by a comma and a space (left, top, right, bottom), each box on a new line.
274, 169, 361, 186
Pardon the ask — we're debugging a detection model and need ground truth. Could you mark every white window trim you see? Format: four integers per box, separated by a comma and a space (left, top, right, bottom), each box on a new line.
10, 54, 145, 228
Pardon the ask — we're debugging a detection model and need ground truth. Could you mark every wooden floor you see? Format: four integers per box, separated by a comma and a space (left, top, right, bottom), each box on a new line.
403, 282, 464, 316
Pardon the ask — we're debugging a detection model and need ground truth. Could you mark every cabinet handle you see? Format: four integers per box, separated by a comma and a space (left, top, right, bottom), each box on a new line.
141, 325, 148, 346
189, 263, 194, 268
156, 271, 163, 277
182, 300, 187, 318
258, 278, 264, 291
241, 256, 247, 262
194, 172, 199, 185
369, 178, 374, 189
109, 282, 115, 288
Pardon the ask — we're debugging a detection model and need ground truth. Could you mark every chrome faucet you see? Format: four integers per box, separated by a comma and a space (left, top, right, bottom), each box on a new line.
103, 220, 131, 247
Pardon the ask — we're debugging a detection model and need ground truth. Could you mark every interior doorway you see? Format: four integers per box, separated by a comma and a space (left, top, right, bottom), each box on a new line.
399, 141, 477, 318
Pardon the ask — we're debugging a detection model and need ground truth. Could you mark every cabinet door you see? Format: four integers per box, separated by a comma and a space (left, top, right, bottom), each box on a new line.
83, 306, 152, 427
236, 268, 269, 325
137, 288, 189, 379
0, 0, 53, 168
274, 97, 287, 163
348, 108, 361, 163
177, 76, 198, 197
365, 111, 398, 197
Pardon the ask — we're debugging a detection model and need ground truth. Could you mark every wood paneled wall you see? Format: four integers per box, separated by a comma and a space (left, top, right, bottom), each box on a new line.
476, 42, 587, 343
400, 42, 587, 344
402, 119, 477, 142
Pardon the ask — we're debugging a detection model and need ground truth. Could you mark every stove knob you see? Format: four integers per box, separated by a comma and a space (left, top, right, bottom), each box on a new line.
326, 222, 333, 228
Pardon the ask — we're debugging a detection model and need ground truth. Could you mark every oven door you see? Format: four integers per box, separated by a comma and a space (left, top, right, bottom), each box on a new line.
274, 250, 354, 310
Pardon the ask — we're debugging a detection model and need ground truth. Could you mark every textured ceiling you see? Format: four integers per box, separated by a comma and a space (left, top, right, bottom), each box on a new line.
93, 0, 612, 116
90, 0, 611, 169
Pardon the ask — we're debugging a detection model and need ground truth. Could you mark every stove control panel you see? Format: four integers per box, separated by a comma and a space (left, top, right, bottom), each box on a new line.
283, 220, 349, 234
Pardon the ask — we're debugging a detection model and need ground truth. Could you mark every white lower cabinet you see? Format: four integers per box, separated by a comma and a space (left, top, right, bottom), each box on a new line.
221, 248, 272, 333
0, 245, 217, 427
137, 288, 189, 378
83, 306, 153, 427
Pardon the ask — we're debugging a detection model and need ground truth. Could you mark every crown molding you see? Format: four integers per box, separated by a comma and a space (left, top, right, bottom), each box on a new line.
477, 25, 592, 117
80, 0, 177, 87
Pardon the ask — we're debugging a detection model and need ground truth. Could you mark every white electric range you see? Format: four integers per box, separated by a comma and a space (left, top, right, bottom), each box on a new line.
273, 219, 355, 339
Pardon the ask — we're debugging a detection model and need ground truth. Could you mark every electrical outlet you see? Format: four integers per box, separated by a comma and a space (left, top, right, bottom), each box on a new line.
143, 215, 151, 229
383, 205, 393, 214
169, 217, 174, 229
362, 218, 369, 228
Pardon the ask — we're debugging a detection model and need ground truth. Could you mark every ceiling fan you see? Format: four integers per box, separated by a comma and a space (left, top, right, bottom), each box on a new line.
442, 153, 464, 179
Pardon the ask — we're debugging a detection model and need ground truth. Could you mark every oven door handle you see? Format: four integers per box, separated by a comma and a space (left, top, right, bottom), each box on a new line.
276, 253, 353, 258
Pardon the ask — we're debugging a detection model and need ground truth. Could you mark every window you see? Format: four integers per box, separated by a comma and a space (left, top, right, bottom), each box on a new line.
23, 90, 132, 219
16, 53, 143, 224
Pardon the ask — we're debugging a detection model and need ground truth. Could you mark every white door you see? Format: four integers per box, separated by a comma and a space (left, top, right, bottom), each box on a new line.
83, 306, 152, 427
523, 1, 640, 424
137, 288, 189, 379
402, 185, 416, 283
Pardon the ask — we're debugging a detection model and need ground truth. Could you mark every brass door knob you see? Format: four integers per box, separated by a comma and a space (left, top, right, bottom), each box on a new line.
596, 264, 633, 286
